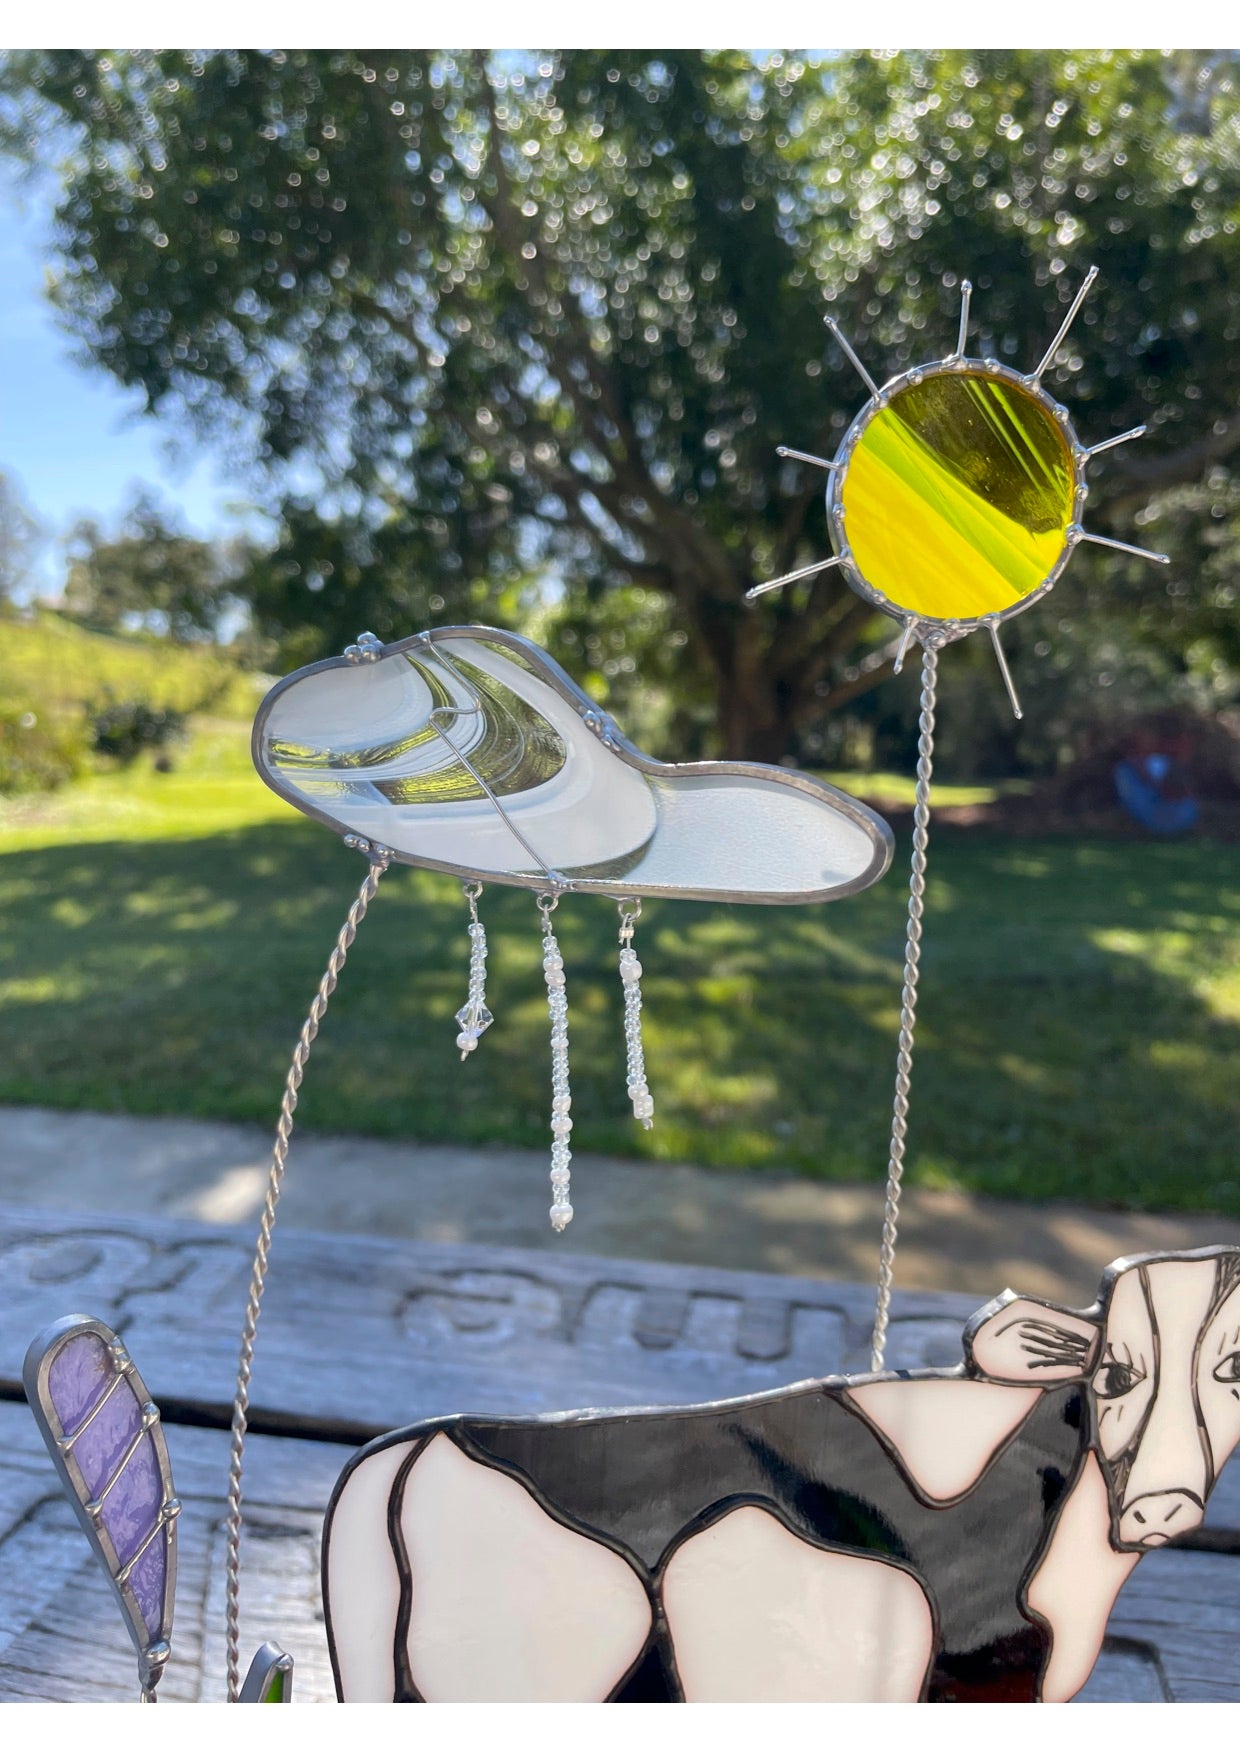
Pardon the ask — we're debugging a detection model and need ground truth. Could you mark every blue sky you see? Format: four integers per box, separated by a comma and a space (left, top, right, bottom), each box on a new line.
0, 181, 252, 596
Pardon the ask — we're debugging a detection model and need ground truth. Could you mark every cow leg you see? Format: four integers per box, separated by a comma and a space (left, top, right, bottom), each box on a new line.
1023, 1453, 1139, 1702
324, 1436, 422, 1701
661, 1504, 935, 1702
394, 1433, 653, 1702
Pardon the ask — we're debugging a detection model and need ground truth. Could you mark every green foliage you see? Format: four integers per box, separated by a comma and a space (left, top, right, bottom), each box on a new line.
63, 491, 246, 643
0, 703, 87, 794
88, 698, 186, 766
3, 51, 1240, 758
537, 584, 717, 758
0, 470, 42, 603
0, 608, 262, 725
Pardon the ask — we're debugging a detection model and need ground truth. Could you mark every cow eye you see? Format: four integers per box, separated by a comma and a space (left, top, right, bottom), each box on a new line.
1093, 1361, 1143, 1399
1213, 1353, 1240, 1384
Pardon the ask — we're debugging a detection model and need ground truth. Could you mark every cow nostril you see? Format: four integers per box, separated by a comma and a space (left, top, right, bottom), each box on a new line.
1133, 1509, 1146, 1524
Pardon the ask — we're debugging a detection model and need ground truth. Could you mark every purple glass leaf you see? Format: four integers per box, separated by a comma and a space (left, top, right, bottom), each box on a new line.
99, 1431, 163, 1568
25, 1316, 177, 1684
128, 1531, 167, 1637
47, 1332, 111, 1435
73, 1378, 142, 1501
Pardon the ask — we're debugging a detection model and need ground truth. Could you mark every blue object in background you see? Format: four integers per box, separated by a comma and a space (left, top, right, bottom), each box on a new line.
1113, 756, 1199, 834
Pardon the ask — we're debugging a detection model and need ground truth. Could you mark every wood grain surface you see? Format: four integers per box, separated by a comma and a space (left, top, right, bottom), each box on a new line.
2, 1205, 1237, 1702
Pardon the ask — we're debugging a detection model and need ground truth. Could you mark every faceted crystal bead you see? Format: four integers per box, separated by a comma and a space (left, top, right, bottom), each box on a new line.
455, 1002, 494, 1033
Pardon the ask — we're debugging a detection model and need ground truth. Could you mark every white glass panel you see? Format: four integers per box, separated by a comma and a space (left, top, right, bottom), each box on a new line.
255, 630, 893, 903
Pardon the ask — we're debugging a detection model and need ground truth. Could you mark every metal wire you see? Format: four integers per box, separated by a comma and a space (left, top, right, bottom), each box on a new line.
870, 639, 940, 1372
223, 855, 388, 1700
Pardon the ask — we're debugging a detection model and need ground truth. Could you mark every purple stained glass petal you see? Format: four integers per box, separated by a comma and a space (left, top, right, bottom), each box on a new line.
73, 1376, 142, 1502
47, 1332, 111, 1435
128, 1530, 167, 1638
99, 1431, 163, 1568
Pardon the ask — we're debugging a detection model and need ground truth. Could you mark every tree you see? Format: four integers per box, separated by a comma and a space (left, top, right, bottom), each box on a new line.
4, 50, 1239, 758
63, 491, 240, 641
0, 469, 42, 604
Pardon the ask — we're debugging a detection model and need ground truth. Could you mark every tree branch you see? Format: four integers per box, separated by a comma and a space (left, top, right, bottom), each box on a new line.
1105, 412, 1240, 513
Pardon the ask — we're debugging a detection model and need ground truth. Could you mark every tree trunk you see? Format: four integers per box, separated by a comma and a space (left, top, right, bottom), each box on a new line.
685, 584, 828, 764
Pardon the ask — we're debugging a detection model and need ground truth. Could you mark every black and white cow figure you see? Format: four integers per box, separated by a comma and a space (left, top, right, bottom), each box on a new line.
322, 1246, 1240, 1703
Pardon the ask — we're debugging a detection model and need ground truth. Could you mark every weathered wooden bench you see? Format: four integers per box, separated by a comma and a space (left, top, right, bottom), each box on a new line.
1, 1203, 1238, 1703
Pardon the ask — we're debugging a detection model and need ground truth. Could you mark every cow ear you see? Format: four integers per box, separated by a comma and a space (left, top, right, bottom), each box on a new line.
966, 1294, 1101, 1385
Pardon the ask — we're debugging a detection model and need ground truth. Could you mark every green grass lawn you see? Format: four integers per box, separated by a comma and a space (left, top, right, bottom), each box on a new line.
3, 710, 1239, 1216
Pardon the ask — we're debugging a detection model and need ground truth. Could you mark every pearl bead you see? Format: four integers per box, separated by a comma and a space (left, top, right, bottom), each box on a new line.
551, 1116, 573, 1136
456, 1031, 476, 1053
621, 959, 642, 983
634, 1093, 654, 1119
550, 1202, 574, 1231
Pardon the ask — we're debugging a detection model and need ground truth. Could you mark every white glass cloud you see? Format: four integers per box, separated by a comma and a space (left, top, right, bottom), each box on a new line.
253, 627, 894, 905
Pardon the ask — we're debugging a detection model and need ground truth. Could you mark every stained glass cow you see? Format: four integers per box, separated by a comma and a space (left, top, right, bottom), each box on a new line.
322, 1246, 1240, 1703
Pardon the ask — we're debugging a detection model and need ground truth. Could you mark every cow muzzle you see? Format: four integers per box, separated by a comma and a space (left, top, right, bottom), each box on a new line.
1117, 1490, 1204, 1549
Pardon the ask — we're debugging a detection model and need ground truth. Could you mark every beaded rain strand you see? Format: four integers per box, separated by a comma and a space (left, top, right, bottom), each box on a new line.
618, 900, 654, 1129
454, 881, 493, 1059
540, 894, 573, 1231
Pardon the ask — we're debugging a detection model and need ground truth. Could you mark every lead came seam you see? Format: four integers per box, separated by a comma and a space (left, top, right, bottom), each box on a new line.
58, 1362, 128, 1451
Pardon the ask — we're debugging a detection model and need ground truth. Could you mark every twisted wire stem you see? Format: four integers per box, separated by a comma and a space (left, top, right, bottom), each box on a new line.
871, 639, 940, 1373
541, 894, 574, 1233
223, 855, 388, 1700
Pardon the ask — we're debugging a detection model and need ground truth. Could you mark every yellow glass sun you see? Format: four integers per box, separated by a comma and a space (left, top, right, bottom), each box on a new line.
749, 269, 1168, 717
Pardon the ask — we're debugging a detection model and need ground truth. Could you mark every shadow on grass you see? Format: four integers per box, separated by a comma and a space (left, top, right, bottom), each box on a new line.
1, 823, 1239, 1216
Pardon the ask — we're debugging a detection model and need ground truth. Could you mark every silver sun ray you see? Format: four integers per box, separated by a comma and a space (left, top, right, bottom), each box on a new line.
745, 555, 844, 601
1073, 528, 1170, 565
1031, 264, 1099, 383
893, 619, 915, 675
987, 619, 1023, 720
824, 314, 880, 398
954, 278, 973, 359
776, 445, 839, 472
1084, 425, 1148, 459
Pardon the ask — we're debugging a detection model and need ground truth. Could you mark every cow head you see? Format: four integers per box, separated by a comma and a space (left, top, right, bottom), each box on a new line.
964, 1247, 1240, 1552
